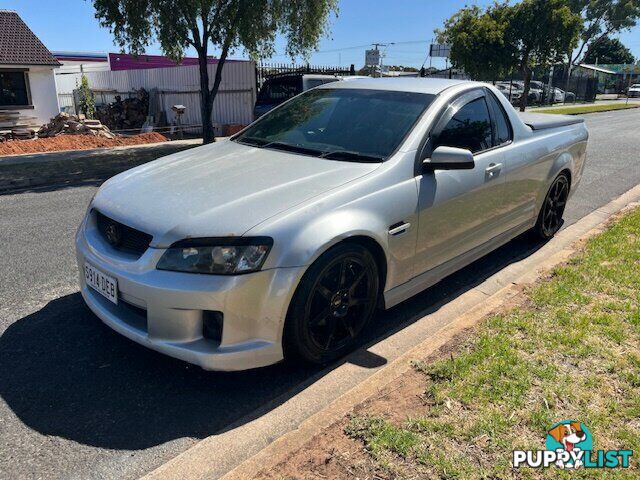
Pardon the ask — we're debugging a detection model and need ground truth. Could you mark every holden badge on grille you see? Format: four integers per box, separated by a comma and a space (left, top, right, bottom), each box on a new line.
104, 222, 122, 247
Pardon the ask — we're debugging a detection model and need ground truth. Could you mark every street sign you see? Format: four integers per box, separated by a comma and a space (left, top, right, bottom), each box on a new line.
429, 43, 451, 58
365, 49, 380, 66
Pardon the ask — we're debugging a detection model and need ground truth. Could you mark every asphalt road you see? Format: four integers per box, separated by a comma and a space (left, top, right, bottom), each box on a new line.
1, 108, 639, 479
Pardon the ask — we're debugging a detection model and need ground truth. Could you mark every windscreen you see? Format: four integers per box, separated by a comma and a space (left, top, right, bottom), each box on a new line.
237, 88, 435, 161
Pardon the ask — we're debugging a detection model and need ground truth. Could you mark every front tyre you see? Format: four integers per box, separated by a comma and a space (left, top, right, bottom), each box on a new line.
533, 173, 570, 240
285, 243, 380, 364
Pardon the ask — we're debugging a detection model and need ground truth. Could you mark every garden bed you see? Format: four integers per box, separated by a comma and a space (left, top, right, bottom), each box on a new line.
0, 132, 167, 156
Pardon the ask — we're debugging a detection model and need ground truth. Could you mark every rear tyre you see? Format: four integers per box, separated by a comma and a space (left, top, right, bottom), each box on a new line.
532, 173, 570, 240
284, 243, 380, 365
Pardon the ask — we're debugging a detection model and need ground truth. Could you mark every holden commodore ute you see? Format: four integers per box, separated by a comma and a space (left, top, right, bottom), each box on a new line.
76, 78, 588, 370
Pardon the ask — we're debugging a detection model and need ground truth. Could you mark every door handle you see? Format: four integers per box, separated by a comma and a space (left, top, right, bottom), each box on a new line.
388, 222, 411, 236
485, 162, 503, 179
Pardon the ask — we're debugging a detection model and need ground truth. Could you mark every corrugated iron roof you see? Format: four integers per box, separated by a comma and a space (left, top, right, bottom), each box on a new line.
579, 64, 617, 75
0, 10, 60, 66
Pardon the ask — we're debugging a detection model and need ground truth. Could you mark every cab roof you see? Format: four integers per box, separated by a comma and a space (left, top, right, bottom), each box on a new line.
318, 77, 471, 95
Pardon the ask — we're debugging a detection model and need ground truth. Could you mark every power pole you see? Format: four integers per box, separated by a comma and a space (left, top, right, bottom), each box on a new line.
371, 42, 394, 77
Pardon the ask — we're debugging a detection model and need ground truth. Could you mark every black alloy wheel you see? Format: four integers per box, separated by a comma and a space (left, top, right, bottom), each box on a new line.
285, 243, 380, 364
534, 173, 569, 239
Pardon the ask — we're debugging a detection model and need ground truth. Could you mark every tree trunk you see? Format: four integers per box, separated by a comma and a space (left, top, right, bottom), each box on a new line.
562, 48, 573, 90
207, 44, 230, 136
197, 52, 215, 144
519, 65, 531, 112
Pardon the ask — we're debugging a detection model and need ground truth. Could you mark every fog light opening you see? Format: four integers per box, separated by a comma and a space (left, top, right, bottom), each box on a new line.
203, 311, 223, 343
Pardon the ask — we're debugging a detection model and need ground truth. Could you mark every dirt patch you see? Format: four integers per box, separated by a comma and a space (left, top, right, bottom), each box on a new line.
0, 132, 167, 156
255, 329, 484, 480
254, 288, 533, 480
256, 418, 378, 480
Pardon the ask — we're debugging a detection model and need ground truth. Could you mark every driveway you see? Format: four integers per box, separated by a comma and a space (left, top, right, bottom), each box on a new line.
0, 108, 639, 479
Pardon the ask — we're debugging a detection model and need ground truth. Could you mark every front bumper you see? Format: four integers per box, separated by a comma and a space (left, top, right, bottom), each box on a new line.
75, 214, 305, 371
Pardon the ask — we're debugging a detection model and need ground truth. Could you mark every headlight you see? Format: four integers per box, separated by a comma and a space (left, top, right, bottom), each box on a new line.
156, 237, 273, 275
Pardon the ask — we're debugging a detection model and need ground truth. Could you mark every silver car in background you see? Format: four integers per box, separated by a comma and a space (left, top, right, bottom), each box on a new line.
76, 78, 588, 371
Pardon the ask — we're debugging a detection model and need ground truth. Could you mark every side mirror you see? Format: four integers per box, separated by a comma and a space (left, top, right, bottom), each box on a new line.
423, 146, 475, 172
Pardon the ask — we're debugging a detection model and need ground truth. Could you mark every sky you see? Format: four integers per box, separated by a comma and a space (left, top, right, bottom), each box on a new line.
3, 0, 640, 70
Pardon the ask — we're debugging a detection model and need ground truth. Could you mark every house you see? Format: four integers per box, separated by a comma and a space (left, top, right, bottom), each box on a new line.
107, 53, 234, 71
53, 51, 110, 74
577, 63, 640, 94
52, 51, 239, 74
0, 10, 60, 132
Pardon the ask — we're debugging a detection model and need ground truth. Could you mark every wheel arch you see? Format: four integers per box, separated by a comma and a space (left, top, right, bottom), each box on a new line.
335, 235, 388, 307
559, 167, 572, 188
535, 153, 575, 213
287, 233, 389, 309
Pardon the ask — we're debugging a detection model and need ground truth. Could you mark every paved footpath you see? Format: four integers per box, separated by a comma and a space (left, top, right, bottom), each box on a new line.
0, 108, 639, 479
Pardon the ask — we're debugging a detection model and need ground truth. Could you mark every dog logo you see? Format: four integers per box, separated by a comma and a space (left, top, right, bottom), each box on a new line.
513, 420, 632, 469
545, 421, 592, 468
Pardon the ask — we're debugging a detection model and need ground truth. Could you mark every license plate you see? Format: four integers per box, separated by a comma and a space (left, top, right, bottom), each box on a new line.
84, 262, 118, 304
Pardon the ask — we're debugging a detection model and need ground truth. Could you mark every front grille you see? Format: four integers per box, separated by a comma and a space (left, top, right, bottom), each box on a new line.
95, 210, 152, 257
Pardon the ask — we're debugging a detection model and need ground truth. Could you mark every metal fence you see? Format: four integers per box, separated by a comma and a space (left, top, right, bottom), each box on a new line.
55, 61, 256, 134
477, 67, 598, 109
58, 90, 136, 114
256, 62, 356, 88
419, 66, 470, 80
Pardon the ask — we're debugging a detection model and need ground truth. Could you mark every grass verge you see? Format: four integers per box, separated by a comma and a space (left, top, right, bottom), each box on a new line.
534, 103, 639, 115
343, 207, 640, 479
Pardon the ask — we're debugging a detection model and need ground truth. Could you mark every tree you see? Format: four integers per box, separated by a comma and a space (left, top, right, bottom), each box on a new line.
437, 0, 581, 111
92, 1, 338, 143
436, 3, 515, 82
563, 0, 640, 84
507, 0, 582, 111
78, 74, 96, 118
584, 35, 635, 64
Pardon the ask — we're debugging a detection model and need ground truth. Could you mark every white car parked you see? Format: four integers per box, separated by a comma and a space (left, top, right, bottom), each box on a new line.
628, 83, 640, 98
76, 78, 588, 371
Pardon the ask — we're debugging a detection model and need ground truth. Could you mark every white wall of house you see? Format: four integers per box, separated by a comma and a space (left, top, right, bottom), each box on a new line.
27, 66, 59, 124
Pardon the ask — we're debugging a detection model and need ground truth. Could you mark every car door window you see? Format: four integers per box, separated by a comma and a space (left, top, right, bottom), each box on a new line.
256, 77, 301, 105
432, 97, 493, 153
305, 79, 325, 89
305, 78, 339, 90
486, 91, 513, 146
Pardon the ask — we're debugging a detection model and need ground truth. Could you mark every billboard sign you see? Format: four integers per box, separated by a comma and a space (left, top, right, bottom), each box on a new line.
429, 43, 451, 58
365, 49, 380, 66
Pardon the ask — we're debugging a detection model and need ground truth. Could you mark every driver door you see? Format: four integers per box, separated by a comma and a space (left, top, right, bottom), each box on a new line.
414, 89, 508, 275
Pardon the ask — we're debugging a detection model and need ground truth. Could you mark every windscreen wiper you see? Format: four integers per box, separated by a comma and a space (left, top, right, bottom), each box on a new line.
235, 136, 269, 147
262, 141, 324, 156
319, 149, 384, 163
236, 137, 321, 156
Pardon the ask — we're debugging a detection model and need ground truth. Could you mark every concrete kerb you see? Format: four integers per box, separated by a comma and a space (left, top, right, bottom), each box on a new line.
143, 183, 640, 480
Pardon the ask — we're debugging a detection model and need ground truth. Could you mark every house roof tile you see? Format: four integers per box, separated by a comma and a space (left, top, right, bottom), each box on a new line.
0, 10, 60, 66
